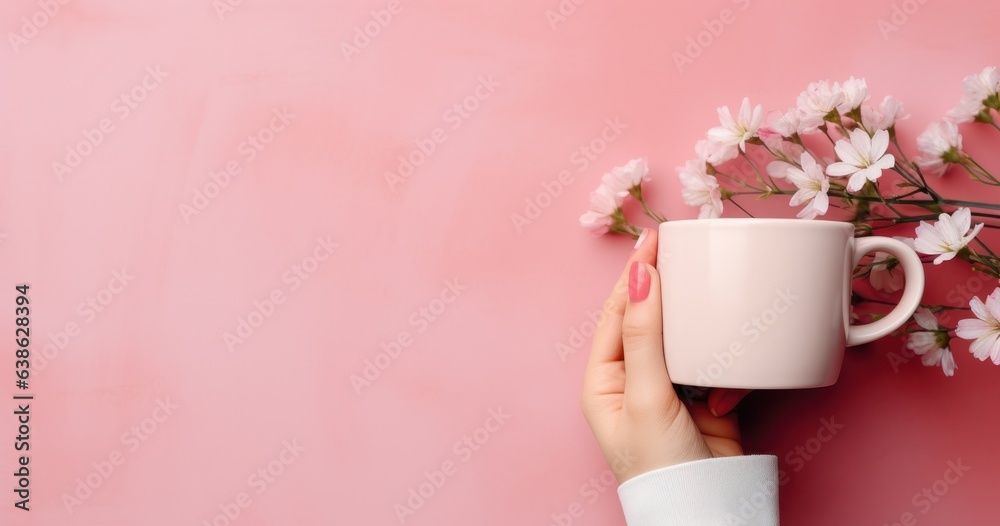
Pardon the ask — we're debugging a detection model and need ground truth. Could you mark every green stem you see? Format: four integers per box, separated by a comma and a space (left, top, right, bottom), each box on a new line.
856, 296, 896, 307
737, 185, 1000, 212
820, 126, 838, 146
867, 217, 1000, 231
890, 135, 935, 195
857, 294, 971, 313
893, 188, 927, 200
964, 155, 1000, 185
727, 197, 755, 218
891, 197, 1000, 211
867, 211, 1000, 225
715, 170, 766, 192
740, 150, 777, 191
937, 198, 1000, 209
629, 187, 667, 223
979, 239, 1000, 261
960, 162, 994, 185
639, 200, 667, 223
610, 222, 643, 237
874, 182, 904, 217
960, 250, 1000, 279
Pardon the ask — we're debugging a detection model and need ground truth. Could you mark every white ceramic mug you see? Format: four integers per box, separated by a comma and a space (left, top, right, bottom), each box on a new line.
657, 219, 924, 389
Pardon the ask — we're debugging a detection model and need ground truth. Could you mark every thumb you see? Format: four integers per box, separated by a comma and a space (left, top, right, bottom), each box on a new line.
621, 261, 672, 404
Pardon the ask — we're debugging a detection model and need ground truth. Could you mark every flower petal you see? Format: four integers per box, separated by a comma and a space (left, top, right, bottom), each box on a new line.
796, 204, 818, 220
952, 207, 972, 234
812, 191, 829, 215
914, 221, 946, 254
941, 349, 957, 376
750, 103, 765, 131
846, 170, 869, 192
906, 332, 936, 354
785, 167, 809, 187
707, 126, 738, 146
849, 129, 873, 158
870, 130, 890, 158
913, 308, 939, 331
737, 97, 751, 124
873, 153, 895, 170
933, 252, 957, 264
969, 332, 1000, 361
936, 213, 961, 245
826, 161, 859, 177
800, 152, 817, 172
858, 165, 883, 183
959, 222, 984, 251
717, 106, 736, 131
983, 287, 1000, 324
956, 318, 992, 340
767, 160, 794, 179
969, 296, 995, 325
919, 346, 943, 365
834, 140, 863, 167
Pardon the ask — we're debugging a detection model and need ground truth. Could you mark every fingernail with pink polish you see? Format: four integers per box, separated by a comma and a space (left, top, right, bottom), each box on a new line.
633, 228, 649, 249
710, 390, 748, 417
628, 261, 650, 302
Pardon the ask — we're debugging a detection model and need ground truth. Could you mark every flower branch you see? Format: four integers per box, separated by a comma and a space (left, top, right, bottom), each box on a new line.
581, 68, 1000, 377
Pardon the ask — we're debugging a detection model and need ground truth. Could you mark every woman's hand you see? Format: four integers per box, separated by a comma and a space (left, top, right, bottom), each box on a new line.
581, 228, 748, 483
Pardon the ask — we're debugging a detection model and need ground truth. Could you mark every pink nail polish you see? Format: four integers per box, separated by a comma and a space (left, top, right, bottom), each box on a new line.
633, 228, 649, 249
628, 261, 650, 302
710, 389, 749, 417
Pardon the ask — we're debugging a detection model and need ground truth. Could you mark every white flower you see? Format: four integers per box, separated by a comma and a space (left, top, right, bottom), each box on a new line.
770, 108, 809, 137
796, 80, 845, 132
694, 139, 716, 165
678, 160, 723, 219
963, 66, 1000, 105
947, 98, 986, 124
761, 128, 806, 179
906, 308, 956, 376
837, 77, 869, 114
869, 237, 915, 292
766, 160, 794, 179
870, 252, 903, 292
706, 97, 764, 164
579, 184, 623, 235
946, 66, 1000, 123
601, 158, 650, 197
757, 126, 782, 150
861, 96, 908, 131
826, 129, 895, 192
956, 288, 1000, 364
913, 208, 984, 264
916, 121, 963, 176
784, 152, 829, 220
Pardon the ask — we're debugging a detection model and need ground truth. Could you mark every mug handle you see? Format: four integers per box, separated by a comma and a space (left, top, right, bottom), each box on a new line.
846, 236, 925, 346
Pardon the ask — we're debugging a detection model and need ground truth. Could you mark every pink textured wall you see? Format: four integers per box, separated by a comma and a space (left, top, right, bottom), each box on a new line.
1, 0, 999, 524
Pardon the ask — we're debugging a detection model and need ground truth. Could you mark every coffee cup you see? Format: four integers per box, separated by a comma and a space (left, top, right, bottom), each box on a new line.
658, 219, 924, 389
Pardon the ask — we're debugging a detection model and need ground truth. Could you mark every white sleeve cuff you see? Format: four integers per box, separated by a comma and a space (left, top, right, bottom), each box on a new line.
617, 455, 779, 526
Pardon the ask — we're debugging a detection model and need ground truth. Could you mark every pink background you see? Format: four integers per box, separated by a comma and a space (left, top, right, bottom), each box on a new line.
2, 0, 1000, 524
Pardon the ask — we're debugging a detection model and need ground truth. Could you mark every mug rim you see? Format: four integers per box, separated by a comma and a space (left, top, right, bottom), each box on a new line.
659, 218, 853, 230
